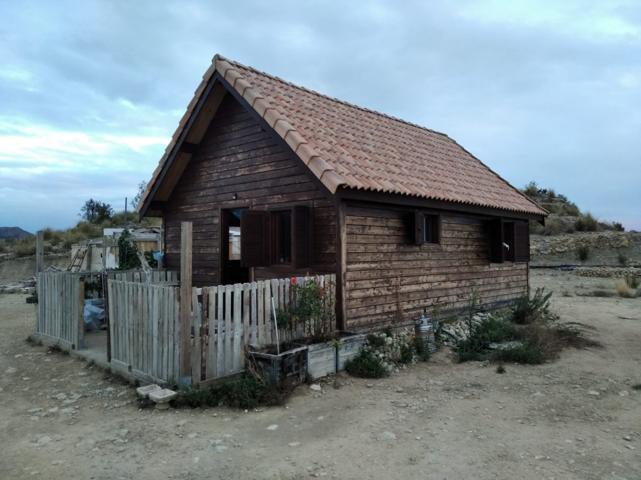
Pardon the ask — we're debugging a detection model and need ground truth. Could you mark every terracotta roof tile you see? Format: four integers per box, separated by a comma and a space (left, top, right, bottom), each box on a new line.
140, 54, 546, 216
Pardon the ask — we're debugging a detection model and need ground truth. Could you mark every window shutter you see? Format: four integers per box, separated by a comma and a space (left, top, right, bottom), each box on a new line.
487, 218, 504, 263
414, 211, 425, 245
240, 210, 269, 267
292, 205, 312, 268
513, 221, 530, 262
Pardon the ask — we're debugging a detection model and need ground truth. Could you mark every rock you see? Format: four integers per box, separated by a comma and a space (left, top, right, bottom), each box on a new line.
310, 384, 322, 392
587, 390, 600, 396
381, 431, 397, 440
622, 435, 632, 442
149, 388, 177, 409
36, 435, 52, 446
136, 384, 161, 399
5, 367, 17, 374
288, 442, 301, 447
187, 433, 198, 439
266, 424, 279, 431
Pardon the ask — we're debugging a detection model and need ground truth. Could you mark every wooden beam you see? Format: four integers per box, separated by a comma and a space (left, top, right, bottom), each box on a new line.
180, 141, 199, 154
337, 188, 544, 222
335, 200, 347, 331
35, 230, 44, 275
179, 221, 193, 384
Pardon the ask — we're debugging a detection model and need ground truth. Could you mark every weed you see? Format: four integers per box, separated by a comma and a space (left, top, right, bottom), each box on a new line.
174, 373, 290, 409
576, 245, 590, 262
632, 384, 641, 391
617, 252, 628, 266
366, 333, 386, 348
615, 279, 636, 298
625, 275, 639, 289
455, 316, 516, 362
345, 349, 388, 378
493, 342, 545, 364
584, 289, 614, 298
512, 288, 553, 325
496, 365, 506, 374
575, 213, 598, 232
399, 343, 414, 364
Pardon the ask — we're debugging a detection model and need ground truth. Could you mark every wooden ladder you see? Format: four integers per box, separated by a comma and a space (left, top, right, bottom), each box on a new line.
68, 246, 88, 272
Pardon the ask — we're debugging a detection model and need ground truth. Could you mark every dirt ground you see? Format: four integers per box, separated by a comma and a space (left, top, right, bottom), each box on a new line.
1, 270, 640, 480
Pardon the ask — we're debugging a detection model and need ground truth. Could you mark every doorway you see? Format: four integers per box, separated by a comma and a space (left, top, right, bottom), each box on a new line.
221, 208, 249, 284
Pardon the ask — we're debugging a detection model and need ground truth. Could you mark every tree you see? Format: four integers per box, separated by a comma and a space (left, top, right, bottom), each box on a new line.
80, 199, 113, 223
132, 181, 147, 210
117, 229, 141, 270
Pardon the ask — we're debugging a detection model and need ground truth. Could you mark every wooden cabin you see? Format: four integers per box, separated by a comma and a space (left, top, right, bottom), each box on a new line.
139, 55, 547, 332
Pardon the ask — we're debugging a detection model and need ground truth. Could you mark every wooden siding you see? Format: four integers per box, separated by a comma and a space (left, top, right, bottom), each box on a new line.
344, 203, 528, 331
163, 93, 335, 286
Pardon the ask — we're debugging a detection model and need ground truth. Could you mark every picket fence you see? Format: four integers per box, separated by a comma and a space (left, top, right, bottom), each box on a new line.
108, 270, 178, 283
107, 279, 181, 384
35, 271, 103, 350
192, 274, 336, 383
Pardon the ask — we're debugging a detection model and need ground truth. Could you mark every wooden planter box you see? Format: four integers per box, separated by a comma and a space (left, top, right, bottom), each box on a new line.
247, 345, 308, 386
306, 341, 337, 380
336, 333, 367, 371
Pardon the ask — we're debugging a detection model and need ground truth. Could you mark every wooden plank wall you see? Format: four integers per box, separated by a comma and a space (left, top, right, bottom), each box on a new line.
193, 274, 335, 383
107, 270, 179, 283
107, 280, 181, 385
36, 271, 86, 350
344, 204, 528, 330
162, 94, 335, 286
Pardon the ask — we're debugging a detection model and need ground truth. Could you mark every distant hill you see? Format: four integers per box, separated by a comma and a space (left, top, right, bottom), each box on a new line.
521, 182, 624, 235
0, 227, 32, 240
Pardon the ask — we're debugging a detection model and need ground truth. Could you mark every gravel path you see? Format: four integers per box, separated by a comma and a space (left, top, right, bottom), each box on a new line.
1, 270, 640, 479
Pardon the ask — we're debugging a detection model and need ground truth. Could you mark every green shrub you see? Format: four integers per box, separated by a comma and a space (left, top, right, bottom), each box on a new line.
174, 373, 288, 409
455, 316, 517, 362
493, 342, 545, 364
399, 343, 414, 364
617, 252, 628, 266
413, 337, 431, 362
576, 245, 590, 262
575, 213, 598, 232
345, 349, 388, 378
366, 333, 386, 348
511, 288, 553, 325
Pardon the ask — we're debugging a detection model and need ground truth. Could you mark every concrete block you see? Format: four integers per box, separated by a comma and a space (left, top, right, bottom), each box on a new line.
149, 388, 177, 409
136, 384, 161, 399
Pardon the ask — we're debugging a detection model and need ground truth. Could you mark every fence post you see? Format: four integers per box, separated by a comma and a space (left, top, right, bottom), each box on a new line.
36, 230, 44, 275
179, 221, 193, 385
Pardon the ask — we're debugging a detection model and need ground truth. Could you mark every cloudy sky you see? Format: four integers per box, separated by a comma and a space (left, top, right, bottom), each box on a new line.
1, 0, 640, 232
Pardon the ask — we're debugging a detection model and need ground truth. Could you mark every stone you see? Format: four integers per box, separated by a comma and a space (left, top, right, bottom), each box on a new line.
310, 384, 322, 392
587, 390, 600, 396
381, 431, 397, 440
149, 388, 177, 409
288, 442, 301, 447
36, 436, 52, 446
6, 367, 17, 374
266, 424, 279, 431
136, 384, 162, 399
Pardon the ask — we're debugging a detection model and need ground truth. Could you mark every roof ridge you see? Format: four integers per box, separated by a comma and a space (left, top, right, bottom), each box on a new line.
215, 54, 451, 140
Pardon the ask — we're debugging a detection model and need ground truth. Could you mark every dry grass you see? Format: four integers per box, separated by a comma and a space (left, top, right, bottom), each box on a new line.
615, 276, 640, 298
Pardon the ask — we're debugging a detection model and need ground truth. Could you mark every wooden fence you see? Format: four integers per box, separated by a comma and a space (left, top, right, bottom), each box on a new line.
108, 270, 178, 283
36, 271, 86, 350
192, 274, 336, 383
107, 279, 181, 384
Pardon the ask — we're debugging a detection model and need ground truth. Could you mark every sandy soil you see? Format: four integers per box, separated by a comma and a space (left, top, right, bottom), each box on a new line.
1, 270, 640, 480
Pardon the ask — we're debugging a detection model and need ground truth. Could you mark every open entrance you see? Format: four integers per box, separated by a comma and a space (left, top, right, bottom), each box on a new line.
221, 208, 249, 284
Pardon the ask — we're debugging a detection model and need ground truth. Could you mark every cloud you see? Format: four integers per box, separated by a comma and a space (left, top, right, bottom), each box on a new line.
0, 0, 640, 232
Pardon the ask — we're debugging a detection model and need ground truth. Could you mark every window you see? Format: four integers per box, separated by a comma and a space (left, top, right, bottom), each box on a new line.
413, 211, 440, 245
271, 210, 292, 264
487, 218, 529, 263
240, 206, 311, 268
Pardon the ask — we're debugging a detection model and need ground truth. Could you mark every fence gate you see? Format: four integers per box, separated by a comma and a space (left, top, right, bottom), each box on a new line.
36, 271, 85, 350
107, 279, 181, 385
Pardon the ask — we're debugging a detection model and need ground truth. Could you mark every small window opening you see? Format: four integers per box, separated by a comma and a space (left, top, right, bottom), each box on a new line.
423, 214, 439, 244
272, 210, 292, 264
